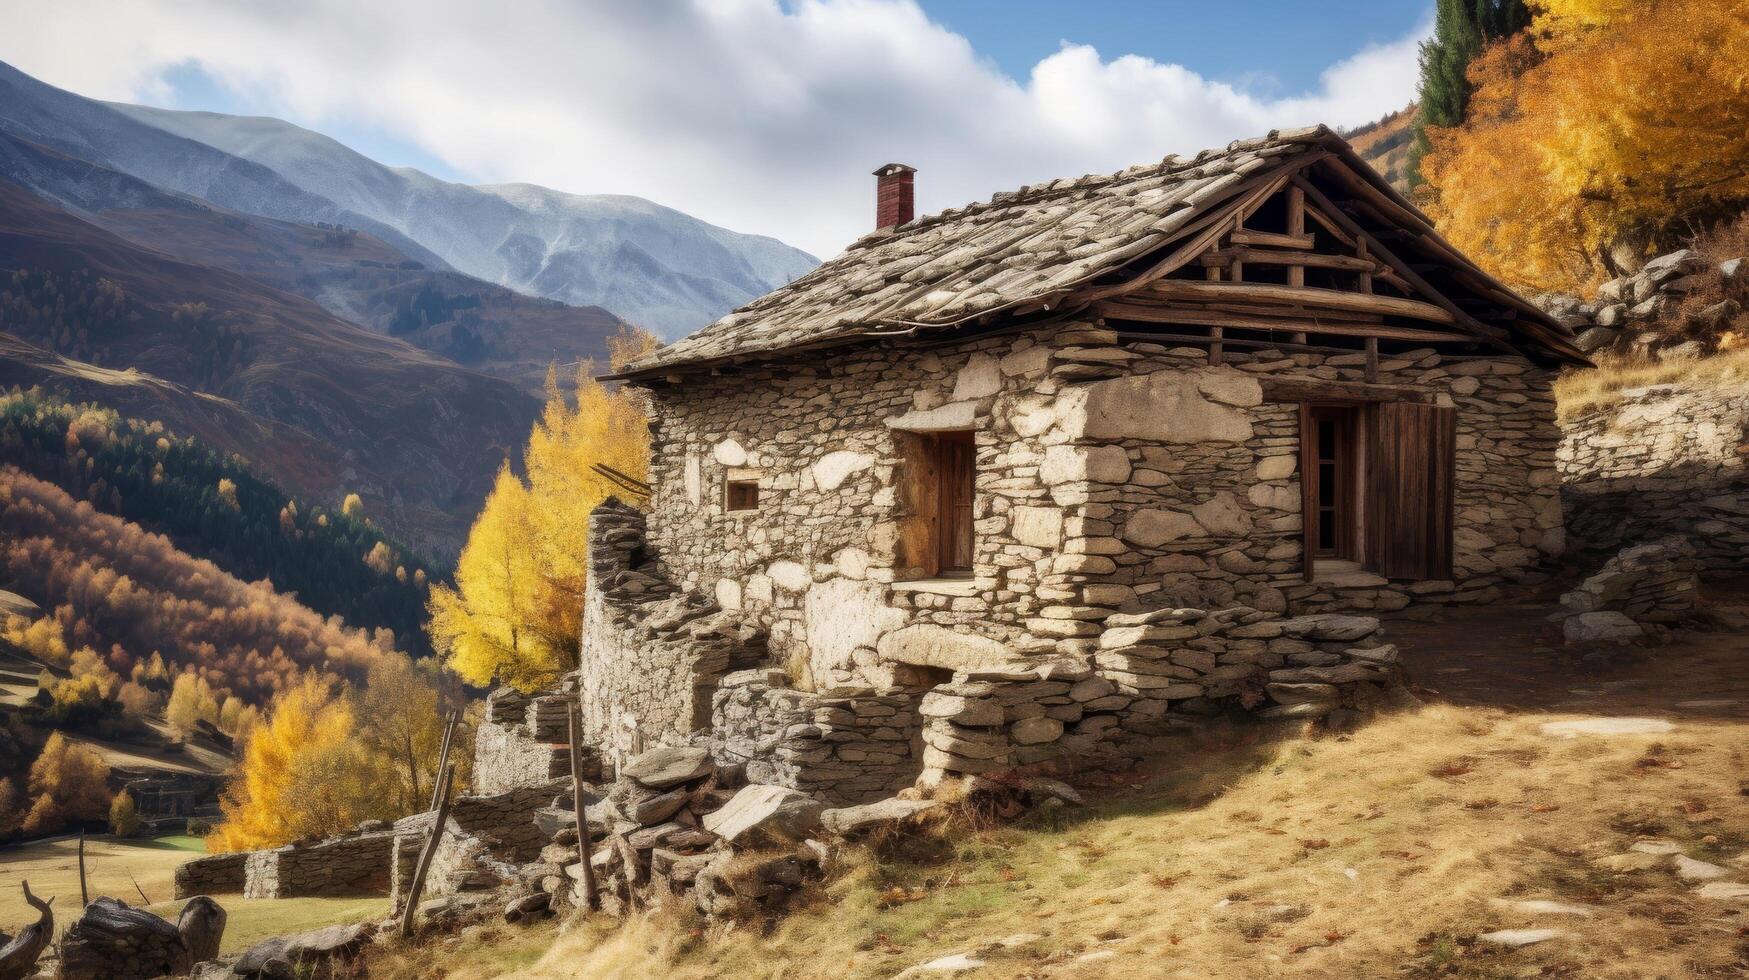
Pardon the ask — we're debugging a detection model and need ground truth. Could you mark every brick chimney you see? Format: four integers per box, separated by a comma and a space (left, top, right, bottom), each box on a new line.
873, 163, 916, 230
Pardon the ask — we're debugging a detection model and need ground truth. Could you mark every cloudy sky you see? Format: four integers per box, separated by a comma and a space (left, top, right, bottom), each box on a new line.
2, 1, 1430, 258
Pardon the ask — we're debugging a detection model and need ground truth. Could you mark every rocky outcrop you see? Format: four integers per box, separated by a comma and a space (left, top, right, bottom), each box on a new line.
1535, 248, 1747, 358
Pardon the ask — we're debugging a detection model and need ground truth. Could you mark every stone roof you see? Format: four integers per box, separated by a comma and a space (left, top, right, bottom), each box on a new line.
618, 125, 1575, 378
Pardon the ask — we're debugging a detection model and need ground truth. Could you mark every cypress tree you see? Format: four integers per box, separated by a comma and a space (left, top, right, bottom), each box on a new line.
1406, 0, 1529, 186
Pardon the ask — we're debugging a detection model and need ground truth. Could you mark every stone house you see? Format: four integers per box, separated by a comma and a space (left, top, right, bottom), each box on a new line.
583, 126, 1587, 777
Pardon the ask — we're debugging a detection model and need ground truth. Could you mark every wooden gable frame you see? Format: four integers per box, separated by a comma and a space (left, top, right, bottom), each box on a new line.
1067, 155, 1587, 366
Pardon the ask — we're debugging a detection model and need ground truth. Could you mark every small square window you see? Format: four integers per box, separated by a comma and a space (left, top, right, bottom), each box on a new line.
725, 480, 760, 512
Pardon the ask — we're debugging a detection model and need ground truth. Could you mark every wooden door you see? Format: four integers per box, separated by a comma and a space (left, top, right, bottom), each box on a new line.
935, 432, 975, 575
1366, 402, 1455, 580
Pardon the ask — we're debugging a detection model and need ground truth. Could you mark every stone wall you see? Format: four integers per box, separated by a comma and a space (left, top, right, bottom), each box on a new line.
709, 669, 922, 805
579, 501, 767, 766
473, 687, 595, 795
639, 323, 1560, 692
173, 852, 247, 899
241, 830, 397, 899
1559, 384, 1749, 571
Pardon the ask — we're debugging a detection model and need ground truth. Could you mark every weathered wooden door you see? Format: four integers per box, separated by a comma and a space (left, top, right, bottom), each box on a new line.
935, 432, 975, 574
1366, 401, 1456, 580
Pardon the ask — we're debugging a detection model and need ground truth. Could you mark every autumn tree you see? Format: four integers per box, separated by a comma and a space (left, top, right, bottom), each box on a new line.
428, 328, 655, 691
22, 732, 112, 837
354, 653, 452, 813
1407, 0, 1530, 184
165, 671, 221, 735
1420, 0, 1749, 288
109, 789, 140, 837
207, 674, 374, 850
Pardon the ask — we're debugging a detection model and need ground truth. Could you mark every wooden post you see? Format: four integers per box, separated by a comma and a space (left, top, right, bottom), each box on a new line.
1286, 185, 1309, 347
78, 831, 88, 908
428, 711, 458, 812
1365, 337, 1380, 383
567, 701, 600, 912
399, 762, 455, 938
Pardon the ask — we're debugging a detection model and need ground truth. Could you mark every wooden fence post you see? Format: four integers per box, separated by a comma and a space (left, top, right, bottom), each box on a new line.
567, 701, 599, 912
399, 762, 455, 938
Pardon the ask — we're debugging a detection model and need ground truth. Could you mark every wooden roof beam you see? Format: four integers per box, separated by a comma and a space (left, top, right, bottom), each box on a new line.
1095, 302, 1475, 343
1142, 279, 1458, 325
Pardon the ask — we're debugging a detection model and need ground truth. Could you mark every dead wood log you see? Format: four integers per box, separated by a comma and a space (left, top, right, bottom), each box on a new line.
0, 882, 52, 980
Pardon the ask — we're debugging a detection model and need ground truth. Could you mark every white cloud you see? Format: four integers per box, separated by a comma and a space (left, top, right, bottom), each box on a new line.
0, 0, 1427, 257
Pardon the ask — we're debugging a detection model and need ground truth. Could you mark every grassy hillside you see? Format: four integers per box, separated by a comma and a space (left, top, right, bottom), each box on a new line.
0, 177, 539, 556
353, 596, 1749, 979
0, 465, 399, 704
0, 389, 438, 657
1344, 105, 1418, 194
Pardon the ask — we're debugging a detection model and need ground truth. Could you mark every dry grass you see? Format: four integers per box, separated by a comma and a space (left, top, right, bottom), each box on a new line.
493, 701, 1748, 979
0, 835, 388, 955
0, 834, 202, 928
1554, 348, 1749, 421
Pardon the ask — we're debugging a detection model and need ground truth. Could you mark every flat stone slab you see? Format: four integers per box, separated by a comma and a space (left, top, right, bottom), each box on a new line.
821, 797, 942, 837
1540, 718, 1674, 738
1674, 855, 1730, 881
1694, 881, 1749, 902
703, 784, 824, 845
893, 952, 987, 977
1478, 928, 1562, 948
1629, 840, 1685, 856
620, 746, 713, 789
1490, 898, 1596, 917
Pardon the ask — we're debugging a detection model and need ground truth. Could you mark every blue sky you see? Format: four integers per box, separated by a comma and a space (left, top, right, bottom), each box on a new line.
8, 0, 1433, 255
923, 1, 1430, 93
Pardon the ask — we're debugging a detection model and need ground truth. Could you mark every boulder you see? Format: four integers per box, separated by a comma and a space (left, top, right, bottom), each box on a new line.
177, 896, 227, 965
630, 788, 691, 825
503, 892, 552, 923
229, 924, 372, 973
620, 746, 714, 789
1561, 611, 1644, 645
820, 797, 944, 837
702, 785, 825, 846
1573, 326, 1620, 353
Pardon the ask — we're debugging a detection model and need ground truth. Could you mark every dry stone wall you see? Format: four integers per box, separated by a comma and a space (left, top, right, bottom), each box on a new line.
641, 322, 1560, 693
579, 501, 768, 766
473, 687, 595, 795
709, 669, 922, 805
241, 830, 396, 899
173, 852, 247, 899
1559, 384, 1749, 571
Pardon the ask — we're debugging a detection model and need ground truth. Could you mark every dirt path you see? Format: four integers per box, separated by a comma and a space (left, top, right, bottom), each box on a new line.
1388, 575, 1749, 721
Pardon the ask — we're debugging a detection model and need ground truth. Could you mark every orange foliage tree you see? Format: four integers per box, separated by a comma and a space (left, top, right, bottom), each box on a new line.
1419, 0, 1749, 290
22, 732, 112, 837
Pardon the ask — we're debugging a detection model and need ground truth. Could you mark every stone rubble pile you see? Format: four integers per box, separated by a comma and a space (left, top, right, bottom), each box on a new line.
1550, 537, 1709, 648
56, 896, 224, 980
1559, 537, 1707, 624
1535, 249, 1747, 358
503, 744, 960, 924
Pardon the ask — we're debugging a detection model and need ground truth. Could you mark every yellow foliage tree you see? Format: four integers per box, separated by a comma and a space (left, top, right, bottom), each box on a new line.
165, 671, 221, 735
109, 789, 140, 837
207, 674, 379, 851
1420, 0, 1749, 290
428, 328, 655, 691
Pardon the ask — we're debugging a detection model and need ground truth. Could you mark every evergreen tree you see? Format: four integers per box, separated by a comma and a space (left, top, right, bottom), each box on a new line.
1407, 0, 1530, 186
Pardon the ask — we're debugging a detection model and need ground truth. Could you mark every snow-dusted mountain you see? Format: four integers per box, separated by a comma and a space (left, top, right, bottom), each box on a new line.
106, 100, 818, 338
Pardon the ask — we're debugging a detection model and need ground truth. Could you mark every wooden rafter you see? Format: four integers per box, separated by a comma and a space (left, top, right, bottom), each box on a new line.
1288, 175, 1518, 354
1094, 302, 1473, 343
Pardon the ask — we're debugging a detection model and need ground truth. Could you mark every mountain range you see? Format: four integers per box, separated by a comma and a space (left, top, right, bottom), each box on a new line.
0, 60, 819, 556
0, 60, 816, 341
